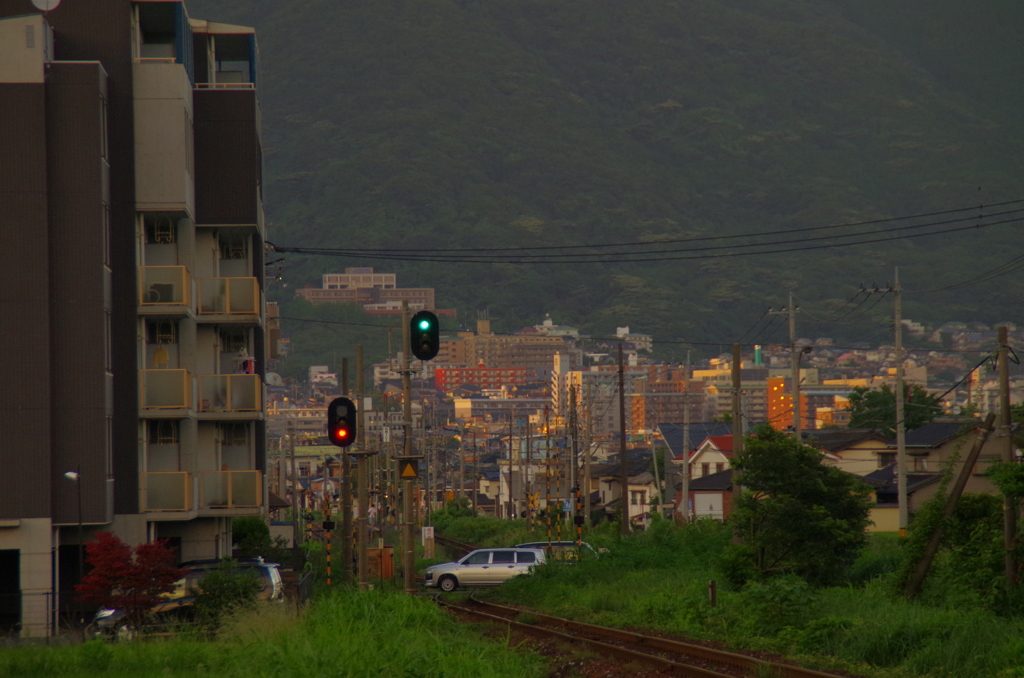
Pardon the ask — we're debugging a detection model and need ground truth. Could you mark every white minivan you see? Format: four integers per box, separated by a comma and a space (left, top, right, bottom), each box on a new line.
424, 547, 546, 592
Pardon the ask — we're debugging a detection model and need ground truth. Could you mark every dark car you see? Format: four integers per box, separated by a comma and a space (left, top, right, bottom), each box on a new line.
89, 557, 282, 638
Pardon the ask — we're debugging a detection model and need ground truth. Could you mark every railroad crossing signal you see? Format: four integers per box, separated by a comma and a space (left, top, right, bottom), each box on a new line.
327, 397, 356, 447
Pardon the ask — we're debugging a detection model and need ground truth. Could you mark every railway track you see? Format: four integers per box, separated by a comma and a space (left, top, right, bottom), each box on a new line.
436, 594, 850, 678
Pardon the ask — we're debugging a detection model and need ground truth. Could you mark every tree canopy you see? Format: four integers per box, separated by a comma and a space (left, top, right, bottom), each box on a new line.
75, 532, 185, 629
846, 384, 942, 436
725, 426, 873, 586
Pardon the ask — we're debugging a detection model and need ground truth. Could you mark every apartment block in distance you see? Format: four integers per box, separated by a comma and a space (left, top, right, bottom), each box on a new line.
0, 0, 267, 636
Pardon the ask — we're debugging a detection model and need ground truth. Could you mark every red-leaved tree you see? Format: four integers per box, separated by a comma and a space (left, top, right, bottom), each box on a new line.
75, 531, 186, 629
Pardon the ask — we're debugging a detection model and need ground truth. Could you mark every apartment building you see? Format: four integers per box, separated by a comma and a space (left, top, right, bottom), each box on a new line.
295, 267, 437, 312
0, 0, 266, 635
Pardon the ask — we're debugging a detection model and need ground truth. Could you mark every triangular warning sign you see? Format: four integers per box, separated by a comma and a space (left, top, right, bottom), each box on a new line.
400, 460, 419, 478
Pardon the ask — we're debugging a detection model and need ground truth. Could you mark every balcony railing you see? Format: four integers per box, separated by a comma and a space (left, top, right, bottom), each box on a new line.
139, 266, 190, 306
142, 472, 192, 511
200, 470, 261, 509
197, 277, 259, 315
140, 369, 192, 409
198, 374, 261, 412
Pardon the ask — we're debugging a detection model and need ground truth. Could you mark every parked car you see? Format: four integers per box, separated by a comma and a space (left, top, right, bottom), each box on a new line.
515, 541, 597, 561
175, 557, 284, 603
424, 547, 546, 592
89, 557, 283, 638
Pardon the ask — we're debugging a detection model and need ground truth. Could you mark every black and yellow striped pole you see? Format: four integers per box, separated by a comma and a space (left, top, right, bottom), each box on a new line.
323, 497, 335, 587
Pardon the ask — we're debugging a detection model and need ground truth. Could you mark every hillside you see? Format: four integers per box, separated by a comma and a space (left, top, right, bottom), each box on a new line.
187, 0, 1024, 371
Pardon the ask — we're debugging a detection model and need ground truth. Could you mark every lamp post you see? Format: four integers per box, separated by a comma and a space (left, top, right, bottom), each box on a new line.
63, 467, 84, 587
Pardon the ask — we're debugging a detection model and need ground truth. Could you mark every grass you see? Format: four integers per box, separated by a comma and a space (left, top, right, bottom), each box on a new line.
481, 517, 1024, 678
0, 590, 545, 678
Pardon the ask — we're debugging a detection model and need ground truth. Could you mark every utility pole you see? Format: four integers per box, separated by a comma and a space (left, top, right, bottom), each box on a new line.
999, 325, 1017, 591
507, 410, 515, 520
340, 357, 353, 584
769, 299, 802, 437
400, 301, 416, 593
894, 269, 907, 534
861, 275, 907, 533
618, 343, 630, 536
583, 382, 592, 523
731, 344, 743, 512
356, 345, 373, 590
288, 419, 301, 546
680, 352, 691, 523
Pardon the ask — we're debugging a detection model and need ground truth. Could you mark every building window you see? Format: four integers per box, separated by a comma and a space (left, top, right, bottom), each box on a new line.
716, 462, 724, 474
701, 463, 710, 477
148, 420, 179, 444
219, 236, 247, 260
913, 457, 929, 472
144, 215, 175, 244
878, 452, 897, 467
221, 422, 248, 446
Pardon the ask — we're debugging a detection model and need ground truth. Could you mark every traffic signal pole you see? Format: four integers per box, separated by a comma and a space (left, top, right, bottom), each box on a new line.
401, 302, 416, 593
356, 345, 372, 590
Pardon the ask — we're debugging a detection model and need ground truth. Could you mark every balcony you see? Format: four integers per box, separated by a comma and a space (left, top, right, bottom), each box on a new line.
200, 470, 261, 509
197, 277, 260, 317
140, 369, 192, 410
139, 266, 191, 310
141, 472, 193, 512
198, 374, 261, 413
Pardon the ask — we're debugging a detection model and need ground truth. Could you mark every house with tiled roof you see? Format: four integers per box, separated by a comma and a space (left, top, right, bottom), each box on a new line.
808, 428, 890, 476
686, 436, 735, 480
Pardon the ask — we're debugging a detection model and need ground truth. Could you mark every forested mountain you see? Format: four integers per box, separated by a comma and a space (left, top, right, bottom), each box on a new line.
187, 0, 1024, 372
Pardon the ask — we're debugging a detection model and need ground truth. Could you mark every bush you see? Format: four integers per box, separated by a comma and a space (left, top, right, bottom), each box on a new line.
233, 517, 291, 563
191, 559, 264, 627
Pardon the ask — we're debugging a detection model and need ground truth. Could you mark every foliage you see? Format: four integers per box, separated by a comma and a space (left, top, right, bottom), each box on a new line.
726, 426, 872, 586
190, 559, 264, 627
895, 486, 1017, 610
987, 461, 1024, 498
846, 384, 943, 436
232, 516, 292, 563
0, 588, 543, 678
74, 531, 185, 630
187, 0, 1024, 375
430, 496, 476, 532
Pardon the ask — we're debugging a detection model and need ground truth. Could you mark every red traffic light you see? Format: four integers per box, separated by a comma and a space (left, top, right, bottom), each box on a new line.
327, 397, 357, 448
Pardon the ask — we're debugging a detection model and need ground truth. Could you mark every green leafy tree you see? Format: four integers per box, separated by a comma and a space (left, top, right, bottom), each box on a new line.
846, 384, 942, 436
232, 516, 291, 564
190, 560, 263, 627
724, 426, 873, 586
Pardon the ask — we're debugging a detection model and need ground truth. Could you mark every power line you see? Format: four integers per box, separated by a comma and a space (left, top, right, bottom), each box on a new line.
268, 212, 1024, 265
908, 251, 1024, 294
268, 199, 1024, 255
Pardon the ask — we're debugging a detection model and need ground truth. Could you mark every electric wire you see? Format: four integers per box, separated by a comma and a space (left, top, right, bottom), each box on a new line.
266, 199, 1024, 255
268, 212, 1024, 265
736, 308, 772, 346
908, 252, 1024, 294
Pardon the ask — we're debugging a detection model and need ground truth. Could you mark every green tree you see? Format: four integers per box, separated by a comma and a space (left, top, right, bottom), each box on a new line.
846, 384, 942, 436
724, 426, 873, 586
190, 560, 263, 627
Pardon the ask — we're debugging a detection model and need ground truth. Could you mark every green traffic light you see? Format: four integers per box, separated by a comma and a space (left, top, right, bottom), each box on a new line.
418, 320, 431, 330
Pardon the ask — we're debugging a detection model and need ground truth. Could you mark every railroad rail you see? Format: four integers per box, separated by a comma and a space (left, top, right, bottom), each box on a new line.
436, 594, 847, 678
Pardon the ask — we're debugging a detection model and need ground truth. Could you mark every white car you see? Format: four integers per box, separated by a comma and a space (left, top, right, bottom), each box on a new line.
424, 547, 546, 592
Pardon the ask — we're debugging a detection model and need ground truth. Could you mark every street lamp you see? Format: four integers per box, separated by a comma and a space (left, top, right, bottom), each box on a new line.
63, 467, 83, 585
